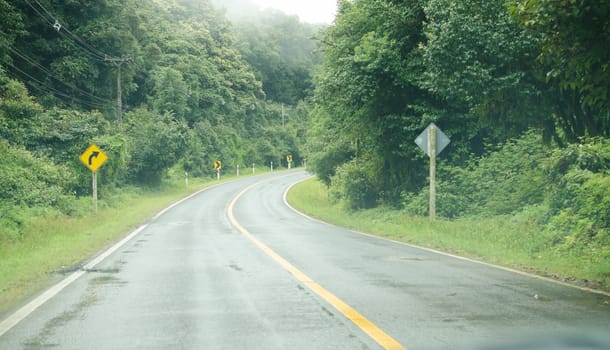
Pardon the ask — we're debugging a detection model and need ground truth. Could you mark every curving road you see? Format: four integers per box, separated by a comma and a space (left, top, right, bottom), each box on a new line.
1, 170, 609, 349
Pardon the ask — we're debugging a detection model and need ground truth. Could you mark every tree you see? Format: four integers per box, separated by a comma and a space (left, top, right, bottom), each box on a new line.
124, 108, 188, 185
232, 10, 322, 105
510, 0, 610, 114
423, 0, 544, 138
309, 0, 439, 204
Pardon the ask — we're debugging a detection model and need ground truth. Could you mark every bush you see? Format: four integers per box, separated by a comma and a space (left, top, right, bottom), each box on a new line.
330, 158, 380, 210
124, 108, 189, 186
0, 141, 76, 207
543, 138, 610, 252
403, 168, 470, 218
403, 130, 548, 217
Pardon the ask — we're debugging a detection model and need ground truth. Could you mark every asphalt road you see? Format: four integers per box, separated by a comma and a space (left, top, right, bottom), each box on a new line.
1, 170, 609, 349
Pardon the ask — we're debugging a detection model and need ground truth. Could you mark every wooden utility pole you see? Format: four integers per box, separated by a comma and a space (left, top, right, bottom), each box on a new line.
105, 55, 130, 126
428, 124, 437, 220
415, 123, 450, 221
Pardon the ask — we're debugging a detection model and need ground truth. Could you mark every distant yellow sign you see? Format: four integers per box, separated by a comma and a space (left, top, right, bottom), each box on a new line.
80, 144, 108, 172
286, 154, 293, 163
213, 160, 222, 170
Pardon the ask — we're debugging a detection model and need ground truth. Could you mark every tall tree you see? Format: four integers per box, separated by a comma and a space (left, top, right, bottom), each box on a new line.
310, 0, 438, 206
510, 0, 610, 138
423, 0, 541, 129
232, 10, 322, 105
511, 0, 610, 112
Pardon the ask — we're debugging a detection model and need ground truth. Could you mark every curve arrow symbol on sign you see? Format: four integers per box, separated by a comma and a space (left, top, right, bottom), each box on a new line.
88, 151, 100, 165
80, 144, 107, 172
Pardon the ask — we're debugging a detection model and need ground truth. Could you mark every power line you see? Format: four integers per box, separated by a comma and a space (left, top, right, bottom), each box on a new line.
17, 0, 130, 120
23, 0, 109, 61
4, 44, 115, 106
3, 61, 116, 111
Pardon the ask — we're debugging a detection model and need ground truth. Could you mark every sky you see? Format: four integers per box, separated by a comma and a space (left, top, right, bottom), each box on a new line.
248, 0, 337, 24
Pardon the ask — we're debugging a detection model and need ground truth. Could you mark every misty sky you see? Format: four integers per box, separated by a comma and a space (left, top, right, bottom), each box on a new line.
249, 0, 337, 24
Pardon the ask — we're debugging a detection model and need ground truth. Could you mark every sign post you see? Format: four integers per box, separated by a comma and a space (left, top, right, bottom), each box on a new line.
415, 123, 450, 220
429, 125, 437, 220
213, 160, 222, 180
286, 154, 293, 169
79, 144, 108, 214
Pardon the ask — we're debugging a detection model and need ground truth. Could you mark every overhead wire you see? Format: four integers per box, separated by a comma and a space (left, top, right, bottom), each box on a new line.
3, 60, 116, 111
23, 0, 111, 61
4, 0, 123, 111
5, 44, 115, 106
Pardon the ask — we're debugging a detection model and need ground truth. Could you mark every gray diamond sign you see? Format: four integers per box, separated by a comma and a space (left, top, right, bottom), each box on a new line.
415, 123, 450, 157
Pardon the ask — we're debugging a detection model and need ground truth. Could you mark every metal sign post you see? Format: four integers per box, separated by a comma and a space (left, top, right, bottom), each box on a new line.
415, 123, 450, 221
80, 144, 108, 214
213, 160, 222, 180
92, 171, 98, 214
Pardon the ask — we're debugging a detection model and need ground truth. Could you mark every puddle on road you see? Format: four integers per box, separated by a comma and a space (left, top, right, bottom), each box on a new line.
383, 255, 430, 262
89, 275, 127, 286
21, 294, 98, 350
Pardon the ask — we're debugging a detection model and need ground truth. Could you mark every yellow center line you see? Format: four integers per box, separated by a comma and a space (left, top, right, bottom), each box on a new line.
228, 179, 407, 350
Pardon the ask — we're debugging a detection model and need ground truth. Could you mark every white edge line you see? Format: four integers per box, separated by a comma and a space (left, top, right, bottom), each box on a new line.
0, 181, 225, 337
283, 176, 610, 298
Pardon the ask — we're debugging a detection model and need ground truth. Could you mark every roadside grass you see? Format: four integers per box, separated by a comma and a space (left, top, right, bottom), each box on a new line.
287, 177, 610, 291
0, 172, 253, 317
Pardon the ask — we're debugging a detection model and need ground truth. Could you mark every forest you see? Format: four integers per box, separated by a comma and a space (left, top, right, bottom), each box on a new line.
1, 0, 319, 237
1, 0, 609, 269
306, 0, 609, 262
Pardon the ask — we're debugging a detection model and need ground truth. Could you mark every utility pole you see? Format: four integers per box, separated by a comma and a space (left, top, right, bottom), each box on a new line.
105, 55, 130, 126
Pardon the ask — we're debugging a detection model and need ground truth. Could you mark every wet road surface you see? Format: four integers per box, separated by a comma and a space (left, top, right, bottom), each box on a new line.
1, 170, 609, 349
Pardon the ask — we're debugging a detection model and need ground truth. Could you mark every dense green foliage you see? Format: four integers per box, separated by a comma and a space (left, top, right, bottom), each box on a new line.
307, 0, 608, 200
511, 0, 610, 114
0, 0, 317, 241
306, 0, 608, 264
231, 11, 321, 105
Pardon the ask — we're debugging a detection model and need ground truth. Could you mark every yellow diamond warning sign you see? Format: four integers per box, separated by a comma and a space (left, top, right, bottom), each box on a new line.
80, 144, 108, 172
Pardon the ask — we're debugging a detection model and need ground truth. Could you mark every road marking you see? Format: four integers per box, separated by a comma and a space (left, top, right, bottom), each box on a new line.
283, 176, 610, 299
0, 224, 147, 337
0, 181, 226, 337
228, 179, 407, 350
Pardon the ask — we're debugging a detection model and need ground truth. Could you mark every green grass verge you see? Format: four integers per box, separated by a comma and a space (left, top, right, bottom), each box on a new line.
287, 177, 610, 292
0, 174, 243, 317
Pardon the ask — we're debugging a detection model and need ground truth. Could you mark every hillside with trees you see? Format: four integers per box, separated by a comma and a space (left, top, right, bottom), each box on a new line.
0, 0, 319, 239
306, 0, 609, 273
